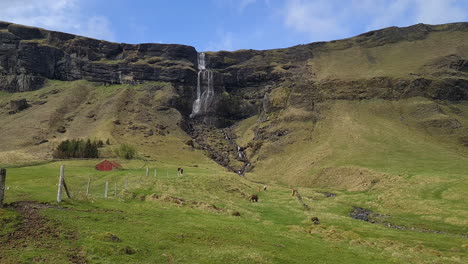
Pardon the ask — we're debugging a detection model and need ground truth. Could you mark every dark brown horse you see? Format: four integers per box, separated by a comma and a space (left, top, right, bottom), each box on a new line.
249, 194, 259, 202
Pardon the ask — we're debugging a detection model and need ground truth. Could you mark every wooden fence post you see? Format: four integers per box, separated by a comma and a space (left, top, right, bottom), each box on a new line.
86, 177, 91, 196
146, 167, 149, 177
154, 168, 157, 177
63, 179, 72, 199
104, 181, 109, 198
114, 183, 117, 197
0, 168, 6, 208
57, 165, 65, 202
125, 177, 128, 190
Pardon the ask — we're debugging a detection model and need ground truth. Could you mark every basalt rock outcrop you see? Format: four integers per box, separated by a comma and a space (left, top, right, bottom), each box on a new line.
0, 21, 198, 92
3, 21, 468, 114
195, 22, 468, 121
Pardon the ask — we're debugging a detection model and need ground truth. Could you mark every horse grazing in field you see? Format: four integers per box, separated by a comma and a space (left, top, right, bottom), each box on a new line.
291, 189, 297, 196
249, 194, 259, 202
311, 217, 320, 225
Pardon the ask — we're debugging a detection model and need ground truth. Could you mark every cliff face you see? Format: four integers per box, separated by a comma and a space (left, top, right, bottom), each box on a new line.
180, 23, 468, 124
0, 21, 198, 92
3, 21, 468, 112
1, 21, 468, 178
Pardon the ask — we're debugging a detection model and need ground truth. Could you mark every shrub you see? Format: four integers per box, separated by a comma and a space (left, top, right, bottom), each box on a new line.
115, 144, 136, 160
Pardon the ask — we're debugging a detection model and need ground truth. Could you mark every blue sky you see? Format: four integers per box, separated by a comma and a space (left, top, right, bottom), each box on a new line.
1, 0, 467, 51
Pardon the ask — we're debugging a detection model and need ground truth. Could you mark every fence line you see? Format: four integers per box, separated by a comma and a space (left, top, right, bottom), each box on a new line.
0, 168, 6, 208
0, 165, 187, 204
104, 181, 109, 198
57, 165, 65, 202
86, 177, 91, 196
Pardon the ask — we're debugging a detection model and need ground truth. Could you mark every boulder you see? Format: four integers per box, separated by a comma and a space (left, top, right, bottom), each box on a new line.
10, 98, 29, 112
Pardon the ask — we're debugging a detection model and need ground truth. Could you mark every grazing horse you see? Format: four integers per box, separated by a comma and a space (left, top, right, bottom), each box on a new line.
249, 194, 259, 202
177, 168, 184, 176
311, 217, 320, 225
291, 189, 297, 196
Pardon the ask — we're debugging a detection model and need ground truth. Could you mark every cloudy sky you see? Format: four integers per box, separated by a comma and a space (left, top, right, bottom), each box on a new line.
0, 0, 467, 51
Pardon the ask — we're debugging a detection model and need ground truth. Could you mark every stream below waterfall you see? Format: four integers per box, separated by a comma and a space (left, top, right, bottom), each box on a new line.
188, 53, 251, 176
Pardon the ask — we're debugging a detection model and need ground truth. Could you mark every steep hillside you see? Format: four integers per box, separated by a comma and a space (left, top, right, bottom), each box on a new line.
0, 80, 208, 166
1, 21, 468, 184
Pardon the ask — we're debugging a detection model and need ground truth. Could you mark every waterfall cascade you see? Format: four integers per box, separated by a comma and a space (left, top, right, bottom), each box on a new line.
190, 52, 214, 118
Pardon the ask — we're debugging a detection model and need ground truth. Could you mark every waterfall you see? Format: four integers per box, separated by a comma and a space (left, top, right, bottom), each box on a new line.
190, 52, 214, 118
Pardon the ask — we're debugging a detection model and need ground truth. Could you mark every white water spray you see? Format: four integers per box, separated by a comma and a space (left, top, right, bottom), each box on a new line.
190, 52, 214, 118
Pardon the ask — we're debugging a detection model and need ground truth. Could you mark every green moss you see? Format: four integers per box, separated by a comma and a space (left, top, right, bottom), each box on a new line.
0, 91, 10, 97
0, 209, 20, 237
97, 58, 126, 65
269, 86, 290, 108
223, 57, 237, 64
272, 65, 287, 75
146, 57, 164, 64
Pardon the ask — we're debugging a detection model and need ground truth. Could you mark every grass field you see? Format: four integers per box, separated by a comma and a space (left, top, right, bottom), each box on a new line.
1, 82, 467, 263
0, 153, 466, 263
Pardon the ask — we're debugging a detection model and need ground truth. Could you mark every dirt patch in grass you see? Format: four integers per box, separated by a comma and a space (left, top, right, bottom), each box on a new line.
0, 201, 86, 264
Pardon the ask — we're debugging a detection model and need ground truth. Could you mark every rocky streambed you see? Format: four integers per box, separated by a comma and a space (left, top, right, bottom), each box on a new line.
349, 207, 467, 238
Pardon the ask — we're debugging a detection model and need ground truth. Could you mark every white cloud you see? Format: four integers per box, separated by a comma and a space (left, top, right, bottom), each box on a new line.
414, 0, 466, 25
214, 0, 271, 13
366, 0, 414, 30
206, 31, 235, 51
239, 0, 271, 10
239, 0, 257, 10
367, 0, 467, 30
284, 0, 350, 41
0, 0, 115, 41
283, 0, 467, 42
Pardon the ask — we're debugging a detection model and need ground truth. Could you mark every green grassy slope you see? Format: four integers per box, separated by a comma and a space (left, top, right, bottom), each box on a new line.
0, 80, 208, 166
237, 98, 468, 248
1, 159, 466, 263
309, 30, 468, 80
0, 95, 467, 263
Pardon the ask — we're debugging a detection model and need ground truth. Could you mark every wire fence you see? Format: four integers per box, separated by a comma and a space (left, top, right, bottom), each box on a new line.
63, 166, 186, 201
0, 165, 187, 206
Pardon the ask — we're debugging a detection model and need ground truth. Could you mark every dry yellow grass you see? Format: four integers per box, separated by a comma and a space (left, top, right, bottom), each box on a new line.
0, 80, 213, 167
309, 31, 468, 80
